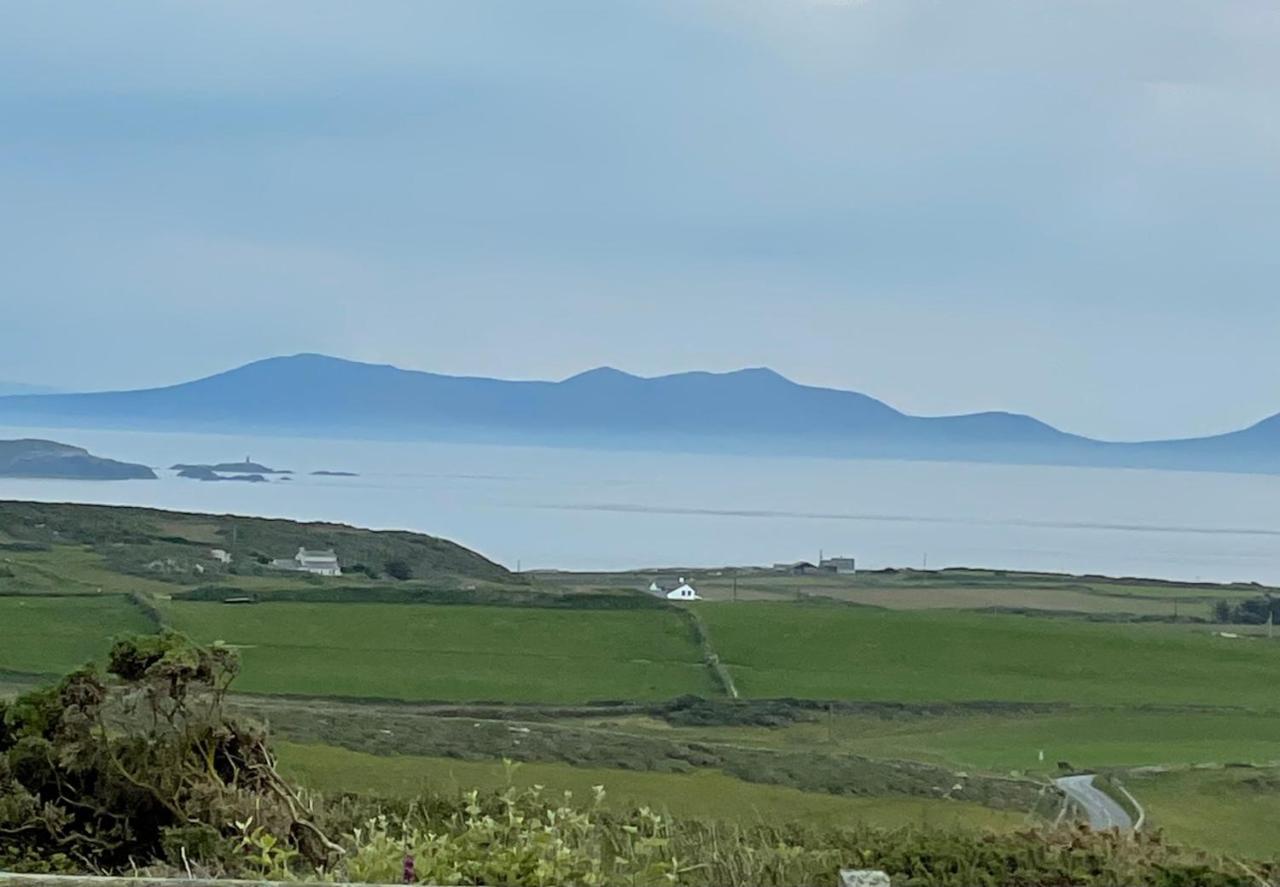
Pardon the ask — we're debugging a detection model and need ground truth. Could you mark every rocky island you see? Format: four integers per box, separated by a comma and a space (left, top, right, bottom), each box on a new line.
0, 438, 155, 480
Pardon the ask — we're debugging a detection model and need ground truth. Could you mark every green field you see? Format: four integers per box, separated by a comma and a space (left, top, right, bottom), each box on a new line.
276, 741, 1027, 832
548, 566, 1268, 617
1125, 767, 1280, 858
0, 594, 154, 676
8, 501, 1280, 859
700, 602, 1280, 708
585, 707, 1280, 774
165, 601, 714, 702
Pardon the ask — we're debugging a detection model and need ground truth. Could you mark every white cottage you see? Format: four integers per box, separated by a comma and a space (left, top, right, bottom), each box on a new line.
649, 577, 700, 601
270, 547, 342, 577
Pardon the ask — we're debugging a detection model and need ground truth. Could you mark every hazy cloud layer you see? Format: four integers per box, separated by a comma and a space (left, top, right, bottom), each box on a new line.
2, 1, 1278, 439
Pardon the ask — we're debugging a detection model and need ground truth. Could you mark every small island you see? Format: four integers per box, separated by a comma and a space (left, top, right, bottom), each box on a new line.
175, 466, 268, 483
171, 458, 292, 475
311, 470, 359, 477
0, 438, 155, 480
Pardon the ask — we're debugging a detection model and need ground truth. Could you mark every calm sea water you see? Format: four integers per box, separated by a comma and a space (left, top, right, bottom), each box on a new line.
3, 425, 1280, 584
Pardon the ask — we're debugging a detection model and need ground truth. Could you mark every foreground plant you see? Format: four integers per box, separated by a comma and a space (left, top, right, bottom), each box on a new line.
0, 632, 336, 875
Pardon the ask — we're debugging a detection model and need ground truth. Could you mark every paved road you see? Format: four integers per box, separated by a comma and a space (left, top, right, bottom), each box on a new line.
1055, 774, 1133, 830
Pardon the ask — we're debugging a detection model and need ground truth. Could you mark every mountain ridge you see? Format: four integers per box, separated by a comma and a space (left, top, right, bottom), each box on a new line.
0, 353, 1275, 473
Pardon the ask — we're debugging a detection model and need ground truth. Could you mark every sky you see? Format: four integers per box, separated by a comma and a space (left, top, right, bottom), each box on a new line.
2, 1, 1279, 442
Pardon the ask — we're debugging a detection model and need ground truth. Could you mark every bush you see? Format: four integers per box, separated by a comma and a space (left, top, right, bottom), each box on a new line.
384, 559, 413, 581
0, 633, 337, 875
318, 778, 1268, 887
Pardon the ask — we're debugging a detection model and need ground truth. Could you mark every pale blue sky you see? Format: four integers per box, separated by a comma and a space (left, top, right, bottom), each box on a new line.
3, 1, 1279, 440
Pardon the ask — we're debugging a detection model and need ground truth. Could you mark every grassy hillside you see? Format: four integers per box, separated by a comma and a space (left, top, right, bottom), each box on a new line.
0, 499, 514, 586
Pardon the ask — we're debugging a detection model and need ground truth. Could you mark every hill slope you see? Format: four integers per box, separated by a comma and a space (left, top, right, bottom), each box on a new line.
0, 500, 513, 586
0, 354, 1275, 472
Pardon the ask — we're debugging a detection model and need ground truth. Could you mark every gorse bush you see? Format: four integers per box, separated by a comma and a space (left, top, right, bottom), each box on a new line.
0, 633, 338, 874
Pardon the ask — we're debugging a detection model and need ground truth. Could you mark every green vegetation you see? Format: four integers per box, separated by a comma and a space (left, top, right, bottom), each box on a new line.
548, 565, 1272, 617
3, 636, 1271, 884
577, 706, 1280, 774
246, 697, 1047, 811
700, 602, 1280, 707
1127, 767, 1280, 859
277, 742, 1027, 832
165, 601, 713, 702
0, 595, 154, 676
7, 500, 1280, 871
0, 499, 514, 587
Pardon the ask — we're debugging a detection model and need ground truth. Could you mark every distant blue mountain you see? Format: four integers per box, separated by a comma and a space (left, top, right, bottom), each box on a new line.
0, 353, 1274, 473
0, 381, 59, 397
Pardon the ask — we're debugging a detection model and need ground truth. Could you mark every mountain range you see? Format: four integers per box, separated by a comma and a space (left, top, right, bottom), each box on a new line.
0, 353, 1277, 473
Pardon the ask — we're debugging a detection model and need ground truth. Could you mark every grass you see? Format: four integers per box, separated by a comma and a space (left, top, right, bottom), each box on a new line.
699, 602, 1280, 708
1125, 767, 1280, 859
0, 499, 516, 587
548, 566, 1267, 617
276, 741, 1028, 832
586, 708, 1280, 773
0, 595, 154, 676
0, 546, 181, 596
165, 601, 714, 702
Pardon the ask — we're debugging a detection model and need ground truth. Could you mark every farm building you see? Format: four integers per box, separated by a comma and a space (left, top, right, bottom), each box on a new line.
820, 556, 857, 574
270, 546, 342, 577
773, 561, 820, 575
648, 578, 701, 601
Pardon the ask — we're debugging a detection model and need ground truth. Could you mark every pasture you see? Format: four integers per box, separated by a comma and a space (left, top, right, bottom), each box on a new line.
1124, 766, 1280, 859
276, 741, 1027, 832
548, 566, 1268, 617
163, 601, 714, 702
583, 707, 1280, 773
699, 602, 1280, 708
0, 594, 153, 676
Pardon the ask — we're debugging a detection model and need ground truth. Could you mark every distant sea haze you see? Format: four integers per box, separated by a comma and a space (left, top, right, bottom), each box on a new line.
1, 353, 1280, 474
2, 428, 1280, 585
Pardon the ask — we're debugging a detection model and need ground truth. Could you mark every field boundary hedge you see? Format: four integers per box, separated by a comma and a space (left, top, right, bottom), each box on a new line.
172, 584, 674, 610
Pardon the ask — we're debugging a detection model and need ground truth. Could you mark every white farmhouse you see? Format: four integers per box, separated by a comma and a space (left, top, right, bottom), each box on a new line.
270, 547, 342, 577
649, 578, 700, 601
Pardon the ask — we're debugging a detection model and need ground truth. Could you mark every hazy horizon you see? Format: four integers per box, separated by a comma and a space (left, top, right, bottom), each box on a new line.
5, 1, 1280, 440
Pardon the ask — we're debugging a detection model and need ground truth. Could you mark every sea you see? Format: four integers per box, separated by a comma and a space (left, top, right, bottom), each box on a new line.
3, 425, 1280, 585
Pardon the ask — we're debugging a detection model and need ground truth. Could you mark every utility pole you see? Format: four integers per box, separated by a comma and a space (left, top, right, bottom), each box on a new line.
732, 574, 738, 603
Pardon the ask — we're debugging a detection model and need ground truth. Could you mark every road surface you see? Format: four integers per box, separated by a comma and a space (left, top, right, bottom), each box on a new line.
1055, 774, 1133, 830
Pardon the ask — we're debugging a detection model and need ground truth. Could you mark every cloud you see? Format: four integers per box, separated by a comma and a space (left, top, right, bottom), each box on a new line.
1, 1, 1279, 438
